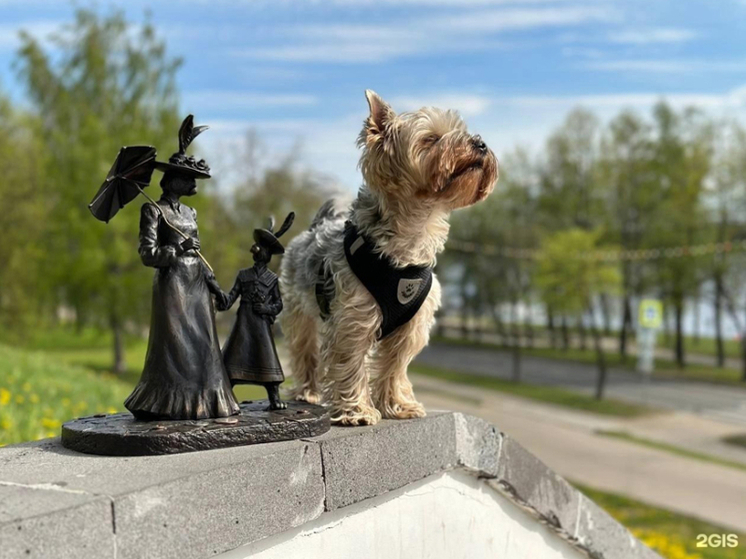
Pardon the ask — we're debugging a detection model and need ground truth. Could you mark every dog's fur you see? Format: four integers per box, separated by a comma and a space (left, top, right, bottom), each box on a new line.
280, 90, 498, 425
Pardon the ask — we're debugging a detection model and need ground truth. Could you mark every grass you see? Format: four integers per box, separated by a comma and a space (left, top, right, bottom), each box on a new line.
410, 363, 653, 417
0, 327, 266, 446
434, 335, 746, 385
597, 430, 746, 473
575, 483, 746, 559
0, 344, 132, 446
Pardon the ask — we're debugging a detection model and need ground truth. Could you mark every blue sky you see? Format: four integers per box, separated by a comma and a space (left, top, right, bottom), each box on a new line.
1, 0, 745, 189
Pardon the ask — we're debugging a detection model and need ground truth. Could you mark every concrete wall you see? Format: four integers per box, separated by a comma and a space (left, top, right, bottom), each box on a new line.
221, 472, 585, 559
0, 412, 661, 559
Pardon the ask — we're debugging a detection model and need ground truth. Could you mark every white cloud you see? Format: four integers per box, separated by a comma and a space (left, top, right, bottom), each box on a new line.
391, 94, 493, 116
583, 59, 746, 73
236, 5, 620, 63
607, 28, 699, 45
183, 91, 318, 111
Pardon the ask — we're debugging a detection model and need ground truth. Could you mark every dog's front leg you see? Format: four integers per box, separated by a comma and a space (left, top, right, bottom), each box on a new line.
321, 296, 382, 426
371, 279, 440, 419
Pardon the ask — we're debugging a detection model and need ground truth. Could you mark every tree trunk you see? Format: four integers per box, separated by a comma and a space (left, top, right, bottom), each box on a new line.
560, 316, 569, 351
693, 292, 701, 346
578, 316, 587, 351
110, 311, 126, 375
619, 295, 632, 359
600, 293, 612, 336
714, 273, 725, 368
524, 303, 534, 349
548, 307, 557, 349
590, 307, 608, 400
741, 337, 746, 382
674, 299, 685, 368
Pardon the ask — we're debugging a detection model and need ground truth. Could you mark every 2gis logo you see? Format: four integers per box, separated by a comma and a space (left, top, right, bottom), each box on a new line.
696, 534, 739, 548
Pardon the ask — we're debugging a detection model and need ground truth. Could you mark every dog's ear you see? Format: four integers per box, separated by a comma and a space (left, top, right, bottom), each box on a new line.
364, 90, 395, 144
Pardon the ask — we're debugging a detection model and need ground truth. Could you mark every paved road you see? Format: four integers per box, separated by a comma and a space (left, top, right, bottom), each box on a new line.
413, 374, 746, 533
415, 342, 746, 426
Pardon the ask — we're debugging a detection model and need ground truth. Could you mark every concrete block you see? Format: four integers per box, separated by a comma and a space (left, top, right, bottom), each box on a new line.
576, 494, 658, 559
0, 485, 114, 559
453, 412, 501, 477
114, 442, 324, 559
496, 435, 580, 535
316, 412, 458, 510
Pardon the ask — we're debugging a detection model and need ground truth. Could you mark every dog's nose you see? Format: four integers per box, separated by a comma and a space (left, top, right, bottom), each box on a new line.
472, 135, 488, 153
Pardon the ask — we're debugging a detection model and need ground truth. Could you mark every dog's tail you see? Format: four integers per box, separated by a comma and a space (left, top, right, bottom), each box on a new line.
309, 197, 349, 230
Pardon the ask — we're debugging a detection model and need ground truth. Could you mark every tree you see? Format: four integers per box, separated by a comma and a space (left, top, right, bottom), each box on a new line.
535, 229, 621, 399
14, 9, 182, 372
538, 109, 604, 350
647, 102, 711, 368
0, 96, 48, 333
598, 110, 657, 359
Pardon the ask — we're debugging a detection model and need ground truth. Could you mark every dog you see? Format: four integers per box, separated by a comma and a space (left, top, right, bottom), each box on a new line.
280, 90, 498, 425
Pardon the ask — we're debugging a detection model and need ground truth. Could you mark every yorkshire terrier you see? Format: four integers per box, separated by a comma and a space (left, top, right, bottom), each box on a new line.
280, 90, 498, 425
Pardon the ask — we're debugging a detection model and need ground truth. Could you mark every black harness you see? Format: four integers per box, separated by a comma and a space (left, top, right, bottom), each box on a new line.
316, 222, 433, 339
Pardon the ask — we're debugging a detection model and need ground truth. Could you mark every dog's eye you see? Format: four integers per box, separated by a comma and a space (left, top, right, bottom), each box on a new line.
423, 134, 439, 146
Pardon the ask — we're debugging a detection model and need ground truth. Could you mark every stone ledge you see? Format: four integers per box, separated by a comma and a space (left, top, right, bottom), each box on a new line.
0, 412, 661, 559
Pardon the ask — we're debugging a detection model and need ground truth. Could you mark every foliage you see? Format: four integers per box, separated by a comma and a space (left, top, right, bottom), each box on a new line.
576, 483, 746, 559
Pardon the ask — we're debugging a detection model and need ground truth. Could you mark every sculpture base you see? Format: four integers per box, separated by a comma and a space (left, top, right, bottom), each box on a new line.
61, 400, 329, 456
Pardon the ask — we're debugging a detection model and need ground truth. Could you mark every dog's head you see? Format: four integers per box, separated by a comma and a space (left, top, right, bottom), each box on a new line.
357, 90, 498, 210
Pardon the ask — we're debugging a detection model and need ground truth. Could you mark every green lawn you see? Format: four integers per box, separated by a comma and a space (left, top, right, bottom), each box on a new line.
0, 328, 266, 446
0, 344, 132, 445
434, 336, 746, 385
575, 483, 746, 559
410, 363, 653, 417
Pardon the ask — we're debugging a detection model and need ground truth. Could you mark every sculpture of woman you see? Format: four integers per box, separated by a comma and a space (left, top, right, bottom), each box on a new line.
123, 117, 239, 420
218, 213, 295, 410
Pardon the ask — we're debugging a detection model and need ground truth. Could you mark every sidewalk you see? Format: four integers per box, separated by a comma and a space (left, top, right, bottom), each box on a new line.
412, 373, 746, 533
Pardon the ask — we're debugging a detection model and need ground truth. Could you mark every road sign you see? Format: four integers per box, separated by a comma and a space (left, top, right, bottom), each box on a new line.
638, 299, 663, 330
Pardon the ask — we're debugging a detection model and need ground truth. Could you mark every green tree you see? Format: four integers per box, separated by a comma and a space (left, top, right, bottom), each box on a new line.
14, 9, 182, 372
597, 110, 657, 359
647, 102, 711, 368
535, 229, 621, 399
0, 96, 48, 333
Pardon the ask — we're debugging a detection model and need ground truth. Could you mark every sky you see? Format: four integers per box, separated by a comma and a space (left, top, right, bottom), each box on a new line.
1, 0, 746, 190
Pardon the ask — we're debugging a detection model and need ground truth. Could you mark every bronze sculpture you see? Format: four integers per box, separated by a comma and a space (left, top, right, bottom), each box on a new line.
89, 115, 239, 420
218, 213, 295, 410
70, 115, 330, 455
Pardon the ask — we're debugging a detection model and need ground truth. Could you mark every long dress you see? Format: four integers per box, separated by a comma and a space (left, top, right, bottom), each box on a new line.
222, 266, 285, 384
124, 196, 239, 420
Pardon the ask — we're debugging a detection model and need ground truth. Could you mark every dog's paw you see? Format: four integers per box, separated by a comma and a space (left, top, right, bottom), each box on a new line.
378, 399, 427, 420
330, 405, 382, 426
287, 387, 322, 405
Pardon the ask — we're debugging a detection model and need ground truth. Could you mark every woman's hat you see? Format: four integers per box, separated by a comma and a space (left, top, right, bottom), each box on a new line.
153, 115, 211, 179
253, 213, 296, 255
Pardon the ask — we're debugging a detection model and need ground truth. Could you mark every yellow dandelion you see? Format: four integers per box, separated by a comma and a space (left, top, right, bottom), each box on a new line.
0, 418, 12, 430
15, 395, 24, 405
29, 393, 40, 404
0, 388, 10, 406
74, 401, 88, 412
106, 407, 118, 414
41, 418, 61, 429
45, 431, 56, 438
62, 398, 71, 407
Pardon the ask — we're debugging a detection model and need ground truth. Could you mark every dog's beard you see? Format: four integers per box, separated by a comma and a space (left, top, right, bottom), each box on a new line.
435, 150, 498, 208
